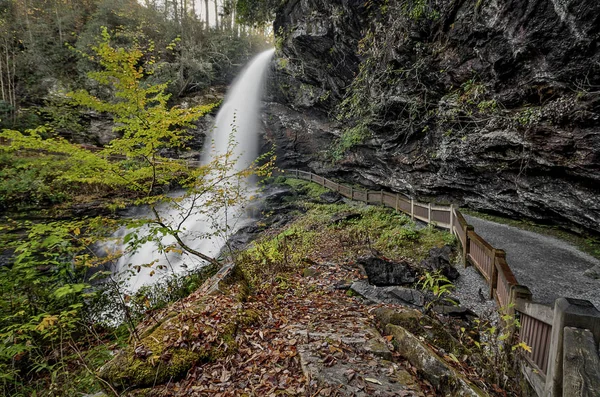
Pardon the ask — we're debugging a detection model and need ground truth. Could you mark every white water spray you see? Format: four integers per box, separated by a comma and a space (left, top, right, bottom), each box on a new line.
111, 49, 275, 291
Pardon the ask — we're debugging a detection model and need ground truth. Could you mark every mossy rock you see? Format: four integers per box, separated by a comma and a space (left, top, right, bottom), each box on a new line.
385, 324, 488, 396
374, 307, 469, 357
98, 297, 260, 392
98, 313, 212, 390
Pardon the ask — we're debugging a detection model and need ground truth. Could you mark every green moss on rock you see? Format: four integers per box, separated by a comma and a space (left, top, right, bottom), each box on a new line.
98, 294, 261, 392
374, 307, 468, 357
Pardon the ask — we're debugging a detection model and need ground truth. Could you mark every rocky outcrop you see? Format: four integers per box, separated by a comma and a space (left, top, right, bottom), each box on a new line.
264, 0, 600, 235
358, 255, 417, 286
421, 245, 459, 281
385, 324, 488, 396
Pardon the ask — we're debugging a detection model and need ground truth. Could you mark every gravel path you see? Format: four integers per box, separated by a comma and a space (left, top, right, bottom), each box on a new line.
463, 215, 600, 308
453, 264, 498, 318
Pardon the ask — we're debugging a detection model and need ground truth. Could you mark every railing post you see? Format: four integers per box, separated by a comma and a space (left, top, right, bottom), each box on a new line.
563, 327, 600, 396
545, 298, 600, 397
490, 249, 502, 299
380, 190, 384, 205
510, 285, 532, 316
449, 204, 454, 233
427, 202, 431, 223
410, 199, 414, 220
395, 195, 399, 212
463, 225, 474, 267
350, 186, 353, 199
295, 169, 298, 178
506, 286, 532, 337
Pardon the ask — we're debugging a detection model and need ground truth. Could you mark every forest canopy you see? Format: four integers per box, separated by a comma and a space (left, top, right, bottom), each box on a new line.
0, 0, 271, 130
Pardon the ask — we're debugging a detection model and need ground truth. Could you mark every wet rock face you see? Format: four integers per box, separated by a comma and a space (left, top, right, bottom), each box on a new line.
264, 0, 600, 235
270, 0, 366, 113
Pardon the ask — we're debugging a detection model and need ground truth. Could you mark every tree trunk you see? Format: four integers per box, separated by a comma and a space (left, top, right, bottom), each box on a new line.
55, 7, 63, 44
173, 0, 179, 25
4, 43, 15, 123
231, 3, 236, 36
214, 0, 219, 30
204, 0, 210, 30
0, 45, 5, 103
23, 0, 34, 47
181, 0, 186, 35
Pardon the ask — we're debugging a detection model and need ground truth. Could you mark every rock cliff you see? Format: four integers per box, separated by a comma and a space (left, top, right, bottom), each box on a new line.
263, 0, 600, 235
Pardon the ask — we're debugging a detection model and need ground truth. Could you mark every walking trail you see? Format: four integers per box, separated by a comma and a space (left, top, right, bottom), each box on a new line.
461, 215, 600, 309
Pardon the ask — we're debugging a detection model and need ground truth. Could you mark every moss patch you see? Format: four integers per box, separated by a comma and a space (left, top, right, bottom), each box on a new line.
238, 200, 455, 294
98, 291, 260, 392
281, 177, 330, 200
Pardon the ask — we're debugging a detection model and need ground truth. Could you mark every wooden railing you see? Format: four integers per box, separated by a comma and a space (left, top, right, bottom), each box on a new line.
282, 169, 600, 397
516, 300, 554, 375
288, 169, 454, 229
468, 231, 496, 286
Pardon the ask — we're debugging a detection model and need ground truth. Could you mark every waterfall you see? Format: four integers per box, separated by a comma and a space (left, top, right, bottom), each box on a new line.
111, 49, 275, 291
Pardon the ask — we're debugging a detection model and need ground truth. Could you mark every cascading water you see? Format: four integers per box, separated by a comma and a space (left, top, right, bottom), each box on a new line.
111, 48, 275, 291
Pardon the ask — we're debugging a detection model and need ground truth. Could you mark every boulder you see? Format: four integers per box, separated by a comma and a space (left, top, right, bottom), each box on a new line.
385, 324, 487, 396
358, 256, 417, 286
350, 280, 426, 307
329, 211, 362, 225
319, 191, 342, 203
431, 305, 478, 320
420, 245, 459, 281
374, 308, 469, 358
583, 264, 600, 280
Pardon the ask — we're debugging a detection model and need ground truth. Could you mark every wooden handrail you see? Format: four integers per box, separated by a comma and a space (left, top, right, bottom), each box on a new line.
467, 229, 495, 252
514, 299, 554, 326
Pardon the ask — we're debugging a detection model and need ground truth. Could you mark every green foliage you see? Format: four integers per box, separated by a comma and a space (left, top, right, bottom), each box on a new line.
458, 307, 530, 393
516, 107, 542, 127
235, 0, 281, 27
0, 0, 269, 131
402, 0, 440, 21
38, 96, 87, 140
69, 27, 215, 167
0, 28, 218, 208
417, 270, 457, 310
0, 217, 119, 396
333, 57, 376, 160
0, 152, 70, 209
240, 225, 318, 288
239, 189, 455, 293
331, 123, 372, 160
460, 78, 487, 105
274, 27, 287, 52
281, 178, 329, 200
0, 29, 274, 395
